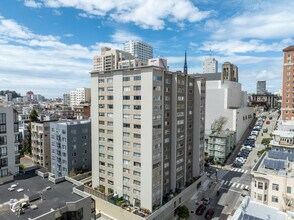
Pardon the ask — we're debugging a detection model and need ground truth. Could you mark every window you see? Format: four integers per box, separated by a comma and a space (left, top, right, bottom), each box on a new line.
107, 147, 113, 151
123, 96, 130, 100
107, 96, 113, 100
123, 114, 130, 119
134, 96, 141, 100
107, 87, 113, 91
133, 115, 141, 120
272, 196, 278, 203
134, 124, 141, 129
107, 113, 113, 118
123, 86, 131, 91
98, 79, 104, 83
134, 162, 141, 167
98, 87, 104, 92
123, 132, 130, 137
99, 145, 105, 150
134, 105, 141, 110
107, 155, 113, 160
258, 182, 263, 189
123, 159, 130, 165
133, 152, 141, 157
123, 177, 130, 182
99, 153, 105, 158
123, 150, 130, 155
153, 76, 162, 81
107, 78, 113, 83
134, 133, 141, 139
133, 143, 141, 148
272, 183, 279, 191
134, 76, 141, 81
134, 86, 141, 91
0, 136, 7, 146
287, 186, 292, 194
123, 168, 130, 173
107, 104, 113, 109
107, 121, 113, 126
123, 185, 130, 191
123, 76, 130, 81
123, 105, 130, 110
123, 141, 130, 146
123, 123, 130, 128
133, 171, 141, 176
257, 194, 262, 201
134, 180, 141, 186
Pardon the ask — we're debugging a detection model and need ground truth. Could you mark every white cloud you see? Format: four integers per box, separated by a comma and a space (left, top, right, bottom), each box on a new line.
207, 1, 294, 40
22, 0, 211, 30
110, 30, 142, 44
200, 39, 294, 55
0, 16, 105, 96
24, 0, 42, 8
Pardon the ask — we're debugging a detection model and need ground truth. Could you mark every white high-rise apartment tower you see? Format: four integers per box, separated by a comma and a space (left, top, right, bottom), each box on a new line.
91, 63, 206, 212
0, 107, 20, 181
70, 88, 91, 106
124, 41, 153, 62
203, 56, 218, 74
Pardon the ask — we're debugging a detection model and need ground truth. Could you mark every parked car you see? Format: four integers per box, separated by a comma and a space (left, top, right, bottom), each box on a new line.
269, 116, 273, 120
196, 204, 206, 215
203, 197, 210, 205
266, 120, 270, 124
263, 127, 268, 133
205, 208, 215, 219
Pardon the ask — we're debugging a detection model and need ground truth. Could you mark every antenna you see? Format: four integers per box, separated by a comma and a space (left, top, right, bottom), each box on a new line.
209, 43, 212, 57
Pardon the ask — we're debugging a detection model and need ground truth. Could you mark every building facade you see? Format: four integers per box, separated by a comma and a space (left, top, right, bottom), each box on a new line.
91, 65, 205, 212
257, 80, 267, 94
221, 62, 238, 82
202, 56, 218, 74
124, 41, 153, 62
282, 46, 294, 120
205, 80, 254, 142
250, 93, 278, 109
0, 107, 20, 181
31, 121, 53, 171
63, 93, 71, 106
50, 120, 91, 177
206, 130, 236, 163
70, 88, 91, 107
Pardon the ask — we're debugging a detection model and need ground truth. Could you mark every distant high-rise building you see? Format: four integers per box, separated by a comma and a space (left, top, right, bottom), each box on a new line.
91, 65, 206, 212
282, 46, 294, 120
257, 81, 267, 94
0, 107, 20, 181
124, 41, 153, 62
93, 47, 136, 71
221, 62, 238, 82
203, 56, 218, 74
63, 93, 71, 106
70, 88, 91, 107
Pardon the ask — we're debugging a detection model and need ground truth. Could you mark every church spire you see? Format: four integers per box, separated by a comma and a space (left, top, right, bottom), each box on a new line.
184, 50, 188, 75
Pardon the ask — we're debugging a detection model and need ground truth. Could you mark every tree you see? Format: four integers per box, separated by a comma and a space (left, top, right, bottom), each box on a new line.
211, 116, 228, 134
261, 138, 273, 146
175, 205, 190, 219
29, 109, 39, 122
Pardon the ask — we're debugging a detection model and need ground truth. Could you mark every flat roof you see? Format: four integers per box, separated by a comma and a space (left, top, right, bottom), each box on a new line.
243, 200, 287, 220
0, 170, 83, 220
253, 152, 294, 178
272, 130, 294, 138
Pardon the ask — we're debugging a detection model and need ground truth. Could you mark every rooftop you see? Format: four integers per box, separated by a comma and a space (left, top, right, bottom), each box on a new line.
272, 129, 294, 138
0, 170, 83, 220
283, 45, 294, 52
253, 151, 294, 178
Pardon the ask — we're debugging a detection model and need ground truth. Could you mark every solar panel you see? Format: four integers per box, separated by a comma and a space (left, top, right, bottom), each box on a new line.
264, 158, 286, 170
268, 150, 294, 161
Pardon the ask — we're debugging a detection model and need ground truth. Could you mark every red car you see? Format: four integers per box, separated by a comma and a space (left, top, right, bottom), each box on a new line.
205, 208, 215, 219
196, 204, 206, 215
266, 120, 270, 124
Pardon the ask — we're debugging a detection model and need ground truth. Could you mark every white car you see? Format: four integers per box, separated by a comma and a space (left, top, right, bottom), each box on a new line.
8, 187, 15, 192
17, 188, 24, 192
203, 197, 210, 205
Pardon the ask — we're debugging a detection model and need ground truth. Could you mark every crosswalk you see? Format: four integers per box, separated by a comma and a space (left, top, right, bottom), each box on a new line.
210, 169, 228, 180
220, 180, 250, 190
231, 168, 249, 174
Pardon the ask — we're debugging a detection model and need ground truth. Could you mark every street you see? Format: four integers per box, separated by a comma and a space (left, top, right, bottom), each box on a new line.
184, 109, 280, 219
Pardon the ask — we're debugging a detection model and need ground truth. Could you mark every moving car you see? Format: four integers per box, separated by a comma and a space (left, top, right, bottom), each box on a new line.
205, 209, 215, 219
196, 204, 206, 215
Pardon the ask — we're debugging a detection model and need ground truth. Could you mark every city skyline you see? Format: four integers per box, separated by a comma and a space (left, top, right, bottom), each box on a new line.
0, 0, 293, 97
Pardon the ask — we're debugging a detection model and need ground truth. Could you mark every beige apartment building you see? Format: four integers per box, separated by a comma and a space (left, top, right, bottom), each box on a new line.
31, 121, 53, 171
282, 46, 294, 120
91, 65, 206, 213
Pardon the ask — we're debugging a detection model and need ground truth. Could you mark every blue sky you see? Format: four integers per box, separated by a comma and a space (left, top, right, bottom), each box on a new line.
0, 0, 293, 97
